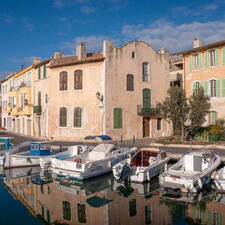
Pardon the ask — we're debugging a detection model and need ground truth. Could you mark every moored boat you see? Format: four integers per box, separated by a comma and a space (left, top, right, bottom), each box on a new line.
4, 141, 56, 169
51, 135, 137, 181
214, 166, 225, 191
112, 148, 170, 183
159, 151, 221, 193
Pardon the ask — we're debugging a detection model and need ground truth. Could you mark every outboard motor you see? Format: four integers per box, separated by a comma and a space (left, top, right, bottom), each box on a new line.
118, 163, 133, 183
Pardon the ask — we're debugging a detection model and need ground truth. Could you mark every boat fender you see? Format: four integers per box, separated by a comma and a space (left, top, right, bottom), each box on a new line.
197, 178, 203, 189
211, 171, 217, 179
76, 158, 82, 163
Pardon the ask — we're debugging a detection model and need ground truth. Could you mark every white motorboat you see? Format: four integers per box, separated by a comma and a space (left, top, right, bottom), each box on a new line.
159, 151, 221, 193
4, 141, 56, 169
4, 167, 41, 179
214, 166, 225, 191
40, 145, 90, 170
51, 136, 137, 181
112, 148, 170, 183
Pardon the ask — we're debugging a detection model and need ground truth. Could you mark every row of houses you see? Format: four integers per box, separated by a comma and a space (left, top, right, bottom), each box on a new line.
1, 38, 224, 141
1, 41, 172, 141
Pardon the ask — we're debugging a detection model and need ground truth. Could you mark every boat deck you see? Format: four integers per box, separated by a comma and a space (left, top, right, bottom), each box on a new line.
167, 170, 201, 179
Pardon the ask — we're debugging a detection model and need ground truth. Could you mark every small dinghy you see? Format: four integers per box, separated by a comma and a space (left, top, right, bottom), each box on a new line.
51, 135, 137, 181
40, 145, 90, 170
159, 151, 221, 193
112, 148, 170, 183
4, 141, 56, 169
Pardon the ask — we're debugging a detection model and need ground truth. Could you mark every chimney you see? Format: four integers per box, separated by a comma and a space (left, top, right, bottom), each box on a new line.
33, 58, 41, 64
53, 52, 64, 58
76, 42, 86, 60
193, 38, 202, 48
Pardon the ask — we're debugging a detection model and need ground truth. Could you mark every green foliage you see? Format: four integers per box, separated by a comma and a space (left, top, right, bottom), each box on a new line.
158, 86, 189, 136
189, 87, 211, 128
216, 118, 225, 127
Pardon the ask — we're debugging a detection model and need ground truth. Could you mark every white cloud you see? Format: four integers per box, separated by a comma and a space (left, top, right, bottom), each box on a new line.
60, 35, 119, 54
80, 6, 95, 14
9, 56, 40, 64
53, 0, 67, 8
122, 20, 225, 53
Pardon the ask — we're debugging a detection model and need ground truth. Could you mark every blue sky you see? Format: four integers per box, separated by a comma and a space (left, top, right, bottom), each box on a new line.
1, 0, 225, 78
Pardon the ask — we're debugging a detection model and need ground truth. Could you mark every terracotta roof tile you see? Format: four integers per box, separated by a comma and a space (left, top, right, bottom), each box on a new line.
49, 53, 104, 68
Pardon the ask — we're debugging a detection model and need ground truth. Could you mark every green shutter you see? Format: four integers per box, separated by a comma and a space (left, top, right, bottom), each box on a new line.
189, 55, 193, 72
205, 51, 208, 68
222, 79, 225, 97
216, 79, 221, 97
43, 64, 46, 78
143, 89, 151, 107
38, 67, 41, 79
215, 48, 219, 66
222, 47, 225, 65
198, 53, 202, 69
192, 81, 196, 94
201, 81, 208, 96
114, 108, 122, 129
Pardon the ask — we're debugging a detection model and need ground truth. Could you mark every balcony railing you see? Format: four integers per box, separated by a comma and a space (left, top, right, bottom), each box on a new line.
33, 105, 42, 115
137, 105, 160, 115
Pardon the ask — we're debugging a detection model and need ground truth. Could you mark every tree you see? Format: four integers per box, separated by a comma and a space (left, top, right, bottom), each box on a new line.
189, 87, 211, 128
158, 86, 189, 137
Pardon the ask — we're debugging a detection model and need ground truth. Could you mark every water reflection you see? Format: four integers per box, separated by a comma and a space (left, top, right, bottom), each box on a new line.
2, 168, 225, 225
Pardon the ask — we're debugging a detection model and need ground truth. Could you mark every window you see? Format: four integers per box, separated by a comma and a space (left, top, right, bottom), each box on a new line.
62, 201, 71, 221
45, 94, 48, 104
210, 79, 216, 97
59, 71, 67, 91
74, 107, 82, 127
74, 70, 83, 90
114, 108, 122, 129
157, 118, 162, 130
129, 199, 137, 217
126, 74, 134, 91
38, 92, 41, 106
209, 111, 217, 125
77, 204, 87, 223
193, 53, 199, 69
142, 62, 149, 82
195, 81, 200, 94
145, 206, 152, 225
209, 50, 216, 66
59, 107, 67, 127
132, 51, 136, 58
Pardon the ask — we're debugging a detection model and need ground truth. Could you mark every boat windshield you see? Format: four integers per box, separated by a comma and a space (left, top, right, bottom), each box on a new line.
130, 151, 158, 167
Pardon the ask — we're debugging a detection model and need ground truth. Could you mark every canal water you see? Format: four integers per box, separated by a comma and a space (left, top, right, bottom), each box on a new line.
0, 169, 224, 225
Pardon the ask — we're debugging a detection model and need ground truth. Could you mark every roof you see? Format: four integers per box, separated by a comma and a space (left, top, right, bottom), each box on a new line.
33, 59, 51, 69
49, 53, 104, 68
178, 39, 225, 55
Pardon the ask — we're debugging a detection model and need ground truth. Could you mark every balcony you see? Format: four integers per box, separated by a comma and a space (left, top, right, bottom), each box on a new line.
33, 105, 42, 115
137, 105, 160, 115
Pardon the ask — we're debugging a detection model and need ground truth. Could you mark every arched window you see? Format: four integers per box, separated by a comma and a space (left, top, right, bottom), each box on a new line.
74, 70, 83, 90
59, 71, 67, 91
126, 74, 134, 91
209, 79, 216, 97
142, 62, 150, 82
74, 107, 82, 127
59, 107, 67, 127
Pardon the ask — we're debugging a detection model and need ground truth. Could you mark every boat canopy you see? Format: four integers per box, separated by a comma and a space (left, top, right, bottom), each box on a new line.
84, 135, 112, 141
88, 144, 115, 161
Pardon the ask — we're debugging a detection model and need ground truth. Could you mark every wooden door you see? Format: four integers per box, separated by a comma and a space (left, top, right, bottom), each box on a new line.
143, 117, 150, 137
